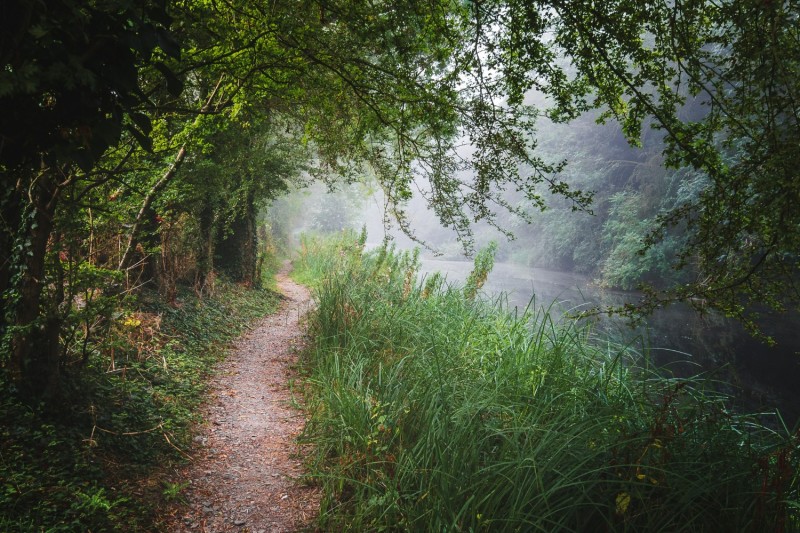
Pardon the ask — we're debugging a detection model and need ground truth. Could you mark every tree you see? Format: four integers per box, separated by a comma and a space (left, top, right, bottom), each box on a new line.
0, 0, 179, 397
463, 0, 800, 336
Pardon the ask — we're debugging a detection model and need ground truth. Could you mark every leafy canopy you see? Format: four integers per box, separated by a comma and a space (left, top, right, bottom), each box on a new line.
2, 0, 798, 336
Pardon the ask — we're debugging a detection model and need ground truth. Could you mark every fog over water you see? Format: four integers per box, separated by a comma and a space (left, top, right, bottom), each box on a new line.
272, 124, 800, 426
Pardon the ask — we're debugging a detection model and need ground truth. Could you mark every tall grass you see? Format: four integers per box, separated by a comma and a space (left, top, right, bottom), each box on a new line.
295, 231, 799, 532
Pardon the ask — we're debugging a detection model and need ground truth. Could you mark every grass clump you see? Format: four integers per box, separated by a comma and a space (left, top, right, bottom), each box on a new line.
0, 278, 280, 531
295, 231, 799, 532
292, 226, 368, 288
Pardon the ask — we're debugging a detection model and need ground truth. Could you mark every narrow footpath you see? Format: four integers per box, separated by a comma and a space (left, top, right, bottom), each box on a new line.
164, 264, 319, 532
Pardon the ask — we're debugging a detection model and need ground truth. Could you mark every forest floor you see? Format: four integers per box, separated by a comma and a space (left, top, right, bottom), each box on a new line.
161, 263, 320, 532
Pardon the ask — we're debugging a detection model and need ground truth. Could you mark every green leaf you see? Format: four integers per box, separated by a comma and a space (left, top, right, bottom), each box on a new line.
126, 124, 153, 152
153, 62, 183, 97
156, 28, 181, 60
129, 112, 152, 135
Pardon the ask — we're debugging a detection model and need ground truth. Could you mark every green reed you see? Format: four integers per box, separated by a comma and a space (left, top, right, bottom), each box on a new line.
295, 231, 798, 532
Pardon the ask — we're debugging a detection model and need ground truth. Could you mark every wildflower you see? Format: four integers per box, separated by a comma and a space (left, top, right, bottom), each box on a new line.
123, 316, 141, 328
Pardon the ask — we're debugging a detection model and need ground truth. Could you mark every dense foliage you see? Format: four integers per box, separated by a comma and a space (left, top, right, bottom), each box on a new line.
470, 0, 800, 333
295, 231, 799, 531
0, 278, 280, 531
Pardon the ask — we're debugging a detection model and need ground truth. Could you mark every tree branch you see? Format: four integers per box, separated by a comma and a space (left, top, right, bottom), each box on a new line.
118, 74, 226, 271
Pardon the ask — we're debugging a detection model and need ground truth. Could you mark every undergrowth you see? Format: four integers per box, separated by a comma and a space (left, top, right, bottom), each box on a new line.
295, 230, 799, 532
0, 277, 279, 531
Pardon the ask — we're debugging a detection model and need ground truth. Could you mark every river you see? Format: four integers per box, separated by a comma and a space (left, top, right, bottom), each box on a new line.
420, 259, 800, 426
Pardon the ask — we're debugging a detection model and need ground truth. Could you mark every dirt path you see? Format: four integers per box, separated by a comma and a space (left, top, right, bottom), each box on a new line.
164, 264, 319, 532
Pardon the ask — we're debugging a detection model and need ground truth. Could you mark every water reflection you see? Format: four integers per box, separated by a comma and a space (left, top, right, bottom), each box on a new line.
420, 259, 800, 426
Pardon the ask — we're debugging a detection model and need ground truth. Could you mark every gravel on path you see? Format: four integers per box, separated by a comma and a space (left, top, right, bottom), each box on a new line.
163, 264, 319, 532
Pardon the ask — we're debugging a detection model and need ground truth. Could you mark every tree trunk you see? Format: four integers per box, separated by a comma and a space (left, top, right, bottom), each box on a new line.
0, 187, 23, 338
9, 170, 61, 400
118, 145, 186, 273
255, 222, 269, 287
216, 193, 257, 285
195, 195, 216, 292
138, 206, 163, 290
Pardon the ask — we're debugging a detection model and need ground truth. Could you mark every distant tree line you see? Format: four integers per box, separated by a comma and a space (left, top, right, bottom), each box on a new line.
488, 112, 703, 293
2, 0, 798, 401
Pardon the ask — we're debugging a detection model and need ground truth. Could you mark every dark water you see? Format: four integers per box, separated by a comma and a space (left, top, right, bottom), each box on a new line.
420, 259, 800, 426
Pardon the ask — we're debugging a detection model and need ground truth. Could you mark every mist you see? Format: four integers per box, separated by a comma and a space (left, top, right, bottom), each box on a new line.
266, 111, 800, 426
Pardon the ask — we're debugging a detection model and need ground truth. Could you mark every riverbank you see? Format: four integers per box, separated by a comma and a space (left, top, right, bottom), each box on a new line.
295, 231, 798, 531
419, 258, 800, 425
